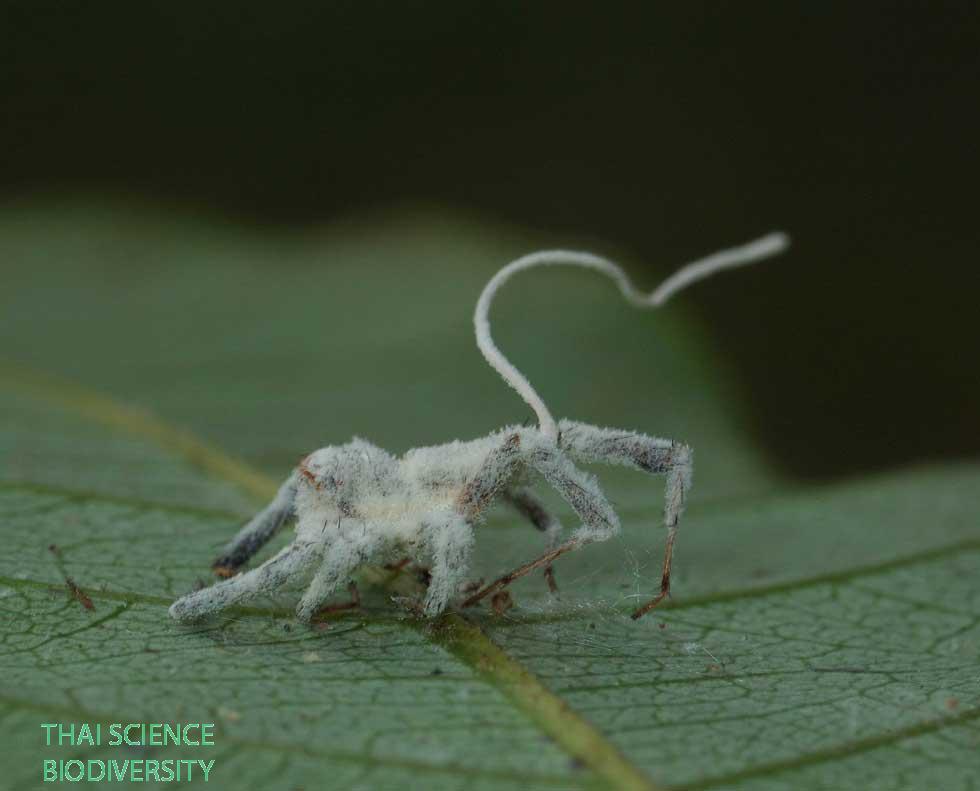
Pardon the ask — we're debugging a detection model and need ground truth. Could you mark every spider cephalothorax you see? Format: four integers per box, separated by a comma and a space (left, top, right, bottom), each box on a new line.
170, 233, 788, 623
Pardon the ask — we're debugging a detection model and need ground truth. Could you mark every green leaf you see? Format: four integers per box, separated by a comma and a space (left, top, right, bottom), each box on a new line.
1, 204, 977, 790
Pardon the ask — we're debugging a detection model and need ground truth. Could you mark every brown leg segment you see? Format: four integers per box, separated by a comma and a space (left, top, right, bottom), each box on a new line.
491, 590, 514, 616
543, 564, 558, 595
630, 529, 675, 619
315, 581, 361, 616
505, 489, 563, 595
462, 538, 583, 608
556, 421, 691, 619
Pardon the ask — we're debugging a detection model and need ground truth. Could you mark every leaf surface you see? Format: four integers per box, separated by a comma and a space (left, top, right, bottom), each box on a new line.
1, 205, 977, 790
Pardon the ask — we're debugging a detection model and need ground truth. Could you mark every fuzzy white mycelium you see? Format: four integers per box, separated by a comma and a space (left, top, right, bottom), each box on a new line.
169, 232, 789, 623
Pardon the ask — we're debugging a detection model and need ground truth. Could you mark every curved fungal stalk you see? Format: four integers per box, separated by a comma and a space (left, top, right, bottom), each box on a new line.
474, 232, 790, 440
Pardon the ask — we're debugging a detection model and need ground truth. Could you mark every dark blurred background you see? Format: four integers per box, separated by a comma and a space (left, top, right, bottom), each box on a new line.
2, 2, 978, 480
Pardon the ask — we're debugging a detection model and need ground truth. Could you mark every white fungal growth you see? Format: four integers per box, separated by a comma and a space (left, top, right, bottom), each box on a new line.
169, 231, 790, 624
474, 232, 790, 441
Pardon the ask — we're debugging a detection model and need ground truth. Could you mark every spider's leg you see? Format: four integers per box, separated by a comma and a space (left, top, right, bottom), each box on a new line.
463, 447, 619, 607
170, 539, 319, 622
316, 581, 361, 615
420, 510, 474, 617
455, 432, 524, 522
211, 472, 298, 577
503, 488, 563, 594
558, 420, 692, 619
295, 528, 385, 622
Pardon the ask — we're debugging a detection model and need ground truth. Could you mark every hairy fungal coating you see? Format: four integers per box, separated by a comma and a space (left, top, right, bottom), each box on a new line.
170, 233, 789, 623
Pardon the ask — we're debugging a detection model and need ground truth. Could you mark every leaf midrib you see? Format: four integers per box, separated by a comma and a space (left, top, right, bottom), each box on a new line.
1, 365, 660, 791
6, 504, 980, 790
6, 365, 979, 791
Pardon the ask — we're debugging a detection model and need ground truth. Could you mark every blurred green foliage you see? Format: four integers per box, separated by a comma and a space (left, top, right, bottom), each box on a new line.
2, 3, 979, 477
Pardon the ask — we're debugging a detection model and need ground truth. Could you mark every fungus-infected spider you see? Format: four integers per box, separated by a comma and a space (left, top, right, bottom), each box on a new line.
169, 233, 788, 623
